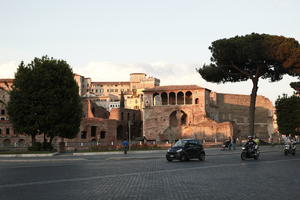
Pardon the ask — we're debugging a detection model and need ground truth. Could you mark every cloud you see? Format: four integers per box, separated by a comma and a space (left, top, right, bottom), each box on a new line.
1, 60, 297, 104
0, 61, 18, 78
73, 61, 203, 85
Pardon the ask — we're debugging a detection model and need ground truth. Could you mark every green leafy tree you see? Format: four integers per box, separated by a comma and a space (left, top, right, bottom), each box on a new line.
275, 94, 300, 136
290, 81, 300, 94
197, 33, 300, 136
7, 56, 82, 145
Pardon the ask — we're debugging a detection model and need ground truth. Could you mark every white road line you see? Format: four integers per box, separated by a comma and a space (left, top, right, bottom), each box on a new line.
0, 158, 299, 189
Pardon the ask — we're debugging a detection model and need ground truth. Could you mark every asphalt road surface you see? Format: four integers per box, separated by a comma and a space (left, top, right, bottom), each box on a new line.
0, 146, 299, 200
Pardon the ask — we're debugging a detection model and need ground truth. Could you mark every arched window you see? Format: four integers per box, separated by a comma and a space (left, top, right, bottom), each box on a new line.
91, 139, 97, 146
153, 92, 159, 106
161, 92, 168, 105
185, 91, 193, 104
177, 92, 184, 105
169, 92, 176, 105
195, 98, 199, 104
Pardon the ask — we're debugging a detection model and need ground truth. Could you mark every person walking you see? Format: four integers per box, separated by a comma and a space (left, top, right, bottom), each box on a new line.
122, 138, 129, 154
232, 137, 236, 150
228, 137, 232, 150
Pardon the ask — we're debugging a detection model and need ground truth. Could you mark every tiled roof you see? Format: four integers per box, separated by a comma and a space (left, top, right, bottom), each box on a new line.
143, 85, 206, 92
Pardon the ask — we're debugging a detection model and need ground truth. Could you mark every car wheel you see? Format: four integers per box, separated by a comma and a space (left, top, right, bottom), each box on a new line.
199, 152, 205, 161
167, 158, 173, 162
284, 150, 288, 156
180, 154, 188, 161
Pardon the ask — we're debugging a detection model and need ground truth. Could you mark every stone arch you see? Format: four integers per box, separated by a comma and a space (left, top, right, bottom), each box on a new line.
161, 92, 168, 105
169, 110, 188, 127
153, 92, 160, 106
177, 91, 184, 105
181, 111, 187, 125
169, 92, 176, 105
195, 98, 199, 104
17, 139, 26, 147
91, 139, 97, 146
3, 139, 10, 147
169, 111, 179, 127
185, 91, 192, 104
117, 125, 124, 140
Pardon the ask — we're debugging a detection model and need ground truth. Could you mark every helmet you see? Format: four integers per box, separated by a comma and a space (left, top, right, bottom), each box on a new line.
248, 136, 253, 140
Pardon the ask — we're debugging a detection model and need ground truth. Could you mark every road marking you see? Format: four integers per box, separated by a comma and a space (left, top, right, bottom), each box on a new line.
0, 158, 299, 189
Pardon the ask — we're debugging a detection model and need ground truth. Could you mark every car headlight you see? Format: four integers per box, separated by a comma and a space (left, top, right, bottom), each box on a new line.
176, 149, 183, 153
242, 147, 246, 150
167, 148, 171, 152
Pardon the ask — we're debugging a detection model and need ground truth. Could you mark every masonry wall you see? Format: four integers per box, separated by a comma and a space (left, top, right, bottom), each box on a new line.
213, 93, 274, 139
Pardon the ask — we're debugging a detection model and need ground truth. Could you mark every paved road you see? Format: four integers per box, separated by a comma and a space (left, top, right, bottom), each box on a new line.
0, 146, 299, 200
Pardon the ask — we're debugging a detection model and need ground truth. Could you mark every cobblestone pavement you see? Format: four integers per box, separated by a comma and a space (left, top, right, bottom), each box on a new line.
0, 146, 299, 200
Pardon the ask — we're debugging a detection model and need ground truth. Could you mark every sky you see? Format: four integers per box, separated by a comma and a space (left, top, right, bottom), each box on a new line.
0, 0, 299, 104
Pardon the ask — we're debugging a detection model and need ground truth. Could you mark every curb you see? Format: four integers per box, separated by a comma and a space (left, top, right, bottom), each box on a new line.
72, 150, 166, 156
0, 152, 59, 158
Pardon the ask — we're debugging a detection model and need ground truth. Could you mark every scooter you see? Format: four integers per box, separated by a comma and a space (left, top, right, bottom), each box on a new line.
284, 143, 296, 156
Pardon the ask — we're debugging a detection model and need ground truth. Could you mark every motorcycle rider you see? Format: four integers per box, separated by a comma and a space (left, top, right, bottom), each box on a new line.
245, 136, 258, 153
285, 135, 296, 150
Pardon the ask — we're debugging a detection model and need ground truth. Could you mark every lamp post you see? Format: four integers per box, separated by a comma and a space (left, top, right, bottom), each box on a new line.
128, 120, 131, 151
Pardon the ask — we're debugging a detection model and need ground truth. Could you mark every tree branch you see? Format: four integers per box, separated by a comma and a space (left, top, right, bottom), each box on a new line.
230, 62, 250, 77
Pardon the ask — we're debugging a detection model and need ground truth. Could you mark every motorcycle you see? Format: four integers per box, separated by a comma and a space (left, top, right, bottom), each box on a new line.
284, 143, 296, 156
241, 145, 260, 160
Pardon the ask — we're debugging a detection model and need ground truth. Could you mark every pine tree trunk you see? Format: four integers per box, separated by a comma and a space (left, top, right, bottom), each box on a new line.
249, 78, 259, 137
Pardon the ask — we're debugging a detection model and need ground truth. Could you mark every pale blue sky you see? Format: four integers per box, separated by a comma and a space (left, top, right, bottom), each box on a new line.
0, 0, 299, 103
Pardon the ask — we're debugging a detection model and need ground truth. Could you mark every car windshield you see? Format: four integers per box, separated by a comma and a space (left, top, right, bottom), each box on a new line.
173, 140, 187, 147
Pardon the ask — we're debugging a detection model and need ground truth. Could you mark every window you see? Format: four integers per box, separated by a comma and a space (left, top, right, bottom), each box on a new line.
6, 128, 10, 135
96, 89, 98, 93
115, 89, 118, 92
91, 126, 97, 137
100, 131, 106, 139
1, 109, 5, 115
81, 131, 87, 139
0, 117, 5, 120
0, 128, 2, 135
107, 89, 109, 92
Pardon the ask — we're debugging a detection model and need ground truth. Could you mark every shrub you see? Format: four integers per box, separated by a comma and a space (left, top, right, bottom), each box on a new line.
28, 142, 42, 151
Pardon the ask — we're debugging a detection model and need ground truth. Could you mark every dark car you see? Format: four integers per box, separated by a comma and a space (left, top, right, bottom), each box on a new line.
166, 139, 205, 162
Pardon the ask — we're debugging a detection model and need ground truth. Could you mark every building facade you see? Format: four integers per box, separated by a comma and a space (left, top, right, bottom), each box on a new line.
0, 73, 275, 149
142, 85, 274, 142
